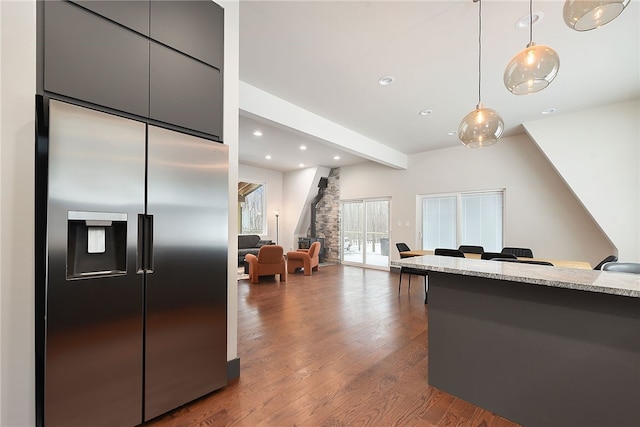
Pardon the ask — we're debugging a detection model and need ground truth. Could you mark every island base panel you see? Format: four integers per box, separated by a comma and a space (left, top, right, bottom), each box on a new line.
428, 271, 640, 427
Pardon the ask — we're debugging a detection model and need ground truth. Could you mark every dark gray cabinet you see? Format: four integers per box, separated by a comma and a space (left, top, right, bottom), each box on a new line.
43, 0, 150, 117
41, 0, 223, 139
149, 43, 222, 138
150, 0, 224, 69
69, 0, 150, 35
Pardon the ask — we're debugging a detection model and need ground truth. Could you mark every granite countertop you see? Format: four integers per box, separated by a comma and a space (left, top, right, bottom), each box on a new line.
391, 255, 640, 298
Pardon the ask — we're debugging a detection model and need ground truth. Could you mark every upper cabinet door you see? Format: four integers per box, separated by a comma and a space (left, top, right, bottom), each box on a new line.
44, 1, 150, 117
69, 0, 150, 35
149, 43, 222, 139
150, 0, 224, 69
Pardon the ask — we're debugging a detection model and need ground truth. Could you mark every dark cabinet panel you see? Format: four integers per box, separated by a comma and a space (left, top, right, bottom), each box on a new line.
149, 43, 222, 138
69, 0, 150, 35
44, 1, 149, 117
150, 0, 224, 69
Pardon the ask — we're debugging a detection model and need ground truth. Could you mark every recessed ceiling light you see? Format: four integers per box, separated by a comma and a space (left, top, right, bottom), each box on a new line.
299, 163, 305, 168
333, 155, 340, 160
299, 145, 307, 150
447, 131, 457, 136
516, 12, 543, 28
253, 130, 263, 136
541, 108, 557, 115
265, 154, 271, 159
378, 76, 394, 86
419, 109, 433, 116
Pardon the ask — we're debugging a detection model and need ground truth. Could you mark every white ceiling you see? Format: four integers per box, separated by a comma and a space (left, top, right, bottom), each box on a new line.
238, 0, 639, 172
238, 113, 369, 171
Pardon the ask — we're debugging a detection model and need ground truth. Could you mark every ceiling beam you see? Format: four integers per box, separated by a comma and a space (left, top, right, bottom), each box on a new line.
239, 81, 408, 170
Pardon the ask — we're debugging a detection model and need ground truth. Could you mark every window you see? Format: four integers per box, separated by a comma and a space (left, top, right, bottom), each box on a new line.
420, 190, 503, 252
422, 196, 457, 250
238, 181, 265, 234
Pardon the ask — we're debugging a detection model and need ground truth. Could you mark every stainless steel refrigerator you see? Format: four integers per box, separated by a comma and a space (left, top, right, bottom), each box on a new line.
35, 98, 228, 427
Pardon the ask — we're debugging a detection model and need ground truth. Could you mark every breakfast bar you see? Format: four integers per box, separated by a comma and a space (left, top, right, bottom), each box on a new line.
392, 255, 640, 427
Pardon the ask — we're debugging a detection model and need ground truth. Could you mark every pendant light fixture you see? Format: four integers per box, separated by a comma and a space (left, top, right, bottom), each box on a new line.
563, 0, 630, 31
458, 0, 504, 148
504, 0, 560, 95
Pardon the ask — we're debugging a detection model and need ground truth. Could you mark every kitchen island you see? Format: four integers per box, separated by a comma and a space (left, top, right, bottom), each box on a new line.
391, 255, 640, 427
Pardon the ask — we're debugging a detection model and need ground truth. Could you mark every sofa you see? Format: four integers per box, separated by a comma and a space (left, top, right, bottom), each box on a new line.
238, 234, 273, 266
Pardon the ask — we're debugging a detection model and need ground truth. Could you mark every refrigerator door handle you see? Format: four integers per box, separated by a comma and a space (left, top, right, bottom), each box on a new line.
137, 214, 154, 274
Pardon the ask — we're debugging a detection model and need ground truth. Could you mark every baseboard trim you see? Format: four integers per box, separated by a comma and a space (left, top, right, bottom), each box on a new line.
227, 357, 240, 382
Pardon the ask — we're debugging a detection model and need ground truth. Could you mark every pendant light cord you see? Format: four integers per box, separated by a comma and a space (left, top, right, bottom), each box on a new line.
529, 0, 533, 44
477, 0, 482, 104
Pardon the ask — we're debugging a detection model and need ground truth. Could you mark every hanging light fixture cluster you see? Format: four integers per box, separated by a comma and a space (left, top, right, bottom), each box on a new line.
563, 0, 630, 31
459, 0, 629, 148
458, 0, 504, 148
504, 0, 560, 95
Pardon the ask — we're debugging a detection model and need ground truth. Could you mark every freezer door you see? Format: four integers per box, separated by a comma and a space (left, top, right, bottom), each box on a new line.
145, 125, 228, 420
45, 100, 146, 427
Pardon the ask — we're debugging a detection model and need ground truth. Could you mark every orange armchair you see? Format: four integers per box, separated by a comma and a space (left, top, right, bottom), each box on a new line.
245, 245, 287, 284
287, 241, 321, 276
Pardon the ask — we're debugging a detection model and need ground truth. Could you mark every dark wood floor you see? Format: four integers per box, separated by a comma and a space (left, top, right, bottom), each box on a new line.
146, 264, 520, 427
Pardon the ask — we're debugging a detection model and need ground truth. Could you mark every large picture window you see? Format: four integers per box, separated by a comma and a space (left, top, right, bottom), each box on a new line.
238, 181, 265, 234
420, 190, 503, 252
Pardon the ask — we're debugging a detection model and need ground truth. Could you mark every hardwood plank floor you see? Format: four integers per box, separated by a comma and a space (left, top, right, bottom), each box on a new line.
145, 264, 520, 427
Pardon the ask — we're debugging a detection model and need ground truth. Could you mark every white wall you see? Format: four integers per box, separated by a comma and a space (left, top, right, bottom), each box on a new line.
0, 1, 36, 426
282, 168, 317, 250
524, 99, 640, 262
341, 134, 615, 267
221, 0, 240, 365
238, 163, 284, 243
283, 166, 330, 252
1, 4, 4, 422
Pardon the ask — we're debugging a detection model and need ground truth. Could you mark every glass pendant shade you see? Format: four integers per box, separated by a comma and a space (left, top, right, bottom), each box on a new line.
504, 42, 560, 95
458, 103, 505, 148
563, 0, 629, 31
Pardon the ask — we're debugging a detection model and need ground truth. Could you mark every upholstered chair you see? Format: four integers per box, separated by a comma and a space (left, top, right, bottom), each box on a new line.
245, 245, 286, 284
287, 241, 321, 276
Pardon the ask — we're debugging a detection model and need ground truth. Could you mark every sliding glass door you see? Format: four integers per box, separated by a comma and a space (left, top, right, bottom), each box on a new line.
342, 198, 390, 268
